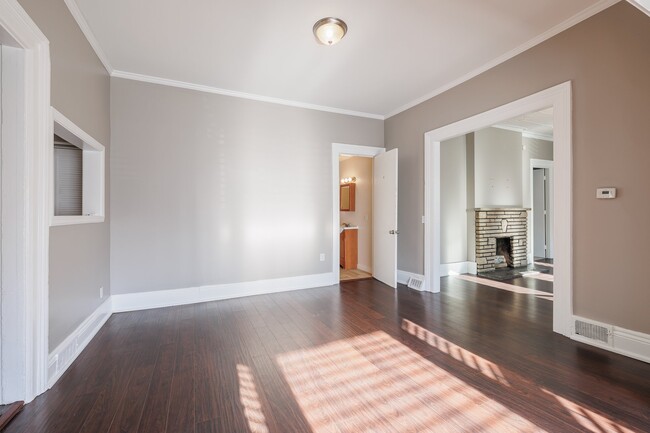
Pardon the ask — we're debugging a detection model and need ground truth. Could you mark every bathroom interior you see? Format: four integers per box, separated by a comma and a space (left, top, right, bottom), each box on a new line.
339, 155, 373, 282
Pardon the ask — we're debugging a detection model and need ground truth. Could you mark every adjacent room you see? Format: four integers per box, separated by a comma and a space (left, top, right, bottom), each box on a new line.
1, 0, 649, 432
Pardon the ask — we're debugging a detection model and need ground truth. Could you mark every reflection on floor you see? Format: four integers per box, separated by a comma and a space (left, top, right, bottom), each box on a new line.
340, 268, 372, 282
534, 257, 554, 268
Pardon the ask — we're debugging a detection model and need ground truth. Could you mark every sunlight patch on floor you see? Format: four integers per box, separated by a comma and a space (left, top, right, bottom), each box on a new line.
543, 389, 636, 433
454, 274, 553, 300
523, 272, 554, 282
276, 331, 545, 432
237, 364, 270, 433
402, 319, 509, 386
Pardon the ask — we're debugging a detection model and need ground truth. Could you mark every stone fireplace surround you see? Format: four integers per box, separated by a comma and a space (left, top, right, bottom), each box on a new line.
475, 208, 530, 272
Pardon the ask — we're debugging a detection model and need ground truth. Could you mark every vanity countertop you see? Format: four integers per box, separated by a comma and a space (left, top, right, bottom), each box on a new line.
340, 226, 359, 233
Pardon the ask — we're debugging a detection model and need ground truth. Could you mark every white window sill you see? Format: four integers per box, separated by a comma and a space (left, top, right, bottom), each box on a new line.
51, 215, 104, 227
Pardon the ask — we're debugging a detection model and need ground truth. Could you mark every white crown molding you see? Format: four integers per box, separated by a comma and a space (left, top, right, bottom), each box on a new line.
65, 0, 620, 120
384, 0, 620, 119
111, 70, 384, 120
491, 124, 554, 142
64, 0, 113, 74
627, 0, 650, 17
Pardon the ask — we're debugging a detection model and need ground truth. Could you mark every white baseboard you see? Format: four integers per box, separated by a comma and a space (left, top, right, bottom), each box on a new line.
397, 270, 426, 290
112, 272, 335, 313
440, 261, 477, 276
571, 316, 650, 364
48, 298, 112, 387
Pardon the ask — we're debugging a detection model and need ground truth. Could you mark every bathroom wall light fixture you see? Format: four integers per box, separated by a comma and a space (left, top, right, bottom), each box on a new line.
341, 177, 356, 184
313, 17, 348, 45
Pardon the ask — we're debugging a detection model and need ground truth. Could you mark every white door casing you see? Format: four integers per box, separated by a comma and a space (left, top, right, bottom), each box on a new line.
331, 143, 384, 284
533, 168, 547, 258
424, 82, 572, 337
0, 0, 51, 403
530, 159, 554, 261
372, 149, 398, 288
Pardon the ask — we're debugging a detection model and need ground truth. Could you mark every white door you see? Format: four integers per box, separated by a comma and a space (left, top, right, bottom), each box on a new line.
373, 149, 398, 288
533, 168, 547, 258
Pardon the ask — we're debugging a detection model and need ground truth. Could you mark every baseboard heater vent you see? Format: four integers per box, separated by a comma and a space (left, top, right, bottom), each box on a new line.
407, 277, 424, 291
575, 319, 611, 344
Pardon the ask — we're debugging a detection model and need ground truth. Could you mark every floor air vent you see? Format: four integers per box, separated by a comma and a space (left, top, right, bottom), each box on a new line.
407, 277, 424, 290
575, 319, 610, 344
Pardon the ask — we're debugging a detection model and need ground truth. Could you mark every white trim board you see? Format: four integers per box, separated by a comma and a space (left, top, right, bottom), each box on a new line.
331, 143, 385, 284
571, 316, 650, 365
0, 0, 51, 404
397, 270, 426, 290
112, 272, 335, 313
48, 298, 112, 387
424, 82, 573, 338
63, 0, 113, 74
627, 0, 650, 17
112, 71, 384, 120
440, 261, 477, 276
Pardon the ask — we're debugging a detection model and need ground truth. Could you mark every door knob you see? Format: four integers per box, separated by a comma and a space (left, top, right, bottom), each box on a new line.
389, 230, 399, 235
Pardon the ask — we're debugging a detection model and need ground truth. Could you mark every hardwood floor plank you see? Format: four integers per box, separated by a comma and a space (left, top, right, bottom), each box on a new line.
6, 277, 650, 433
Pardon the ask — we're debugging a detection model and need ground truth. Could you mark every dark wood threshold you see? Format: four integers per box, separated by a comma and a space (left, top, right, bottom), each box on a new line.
0, 402, 23, 431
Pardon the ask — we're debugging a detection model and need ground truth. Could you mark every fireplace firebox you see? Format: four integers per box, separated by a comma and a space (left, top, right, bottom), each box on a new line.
475, 208, 530, 272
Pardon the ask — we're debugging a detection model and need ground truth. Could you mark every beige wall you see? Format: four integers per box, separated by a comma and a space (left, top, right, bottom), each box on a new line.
440, 136, 468, 264
18, 0, 111, 350
385, 2, 650, 333
111, 78, 383, 294
474, 128, 523, 208
340, 157, 373, 272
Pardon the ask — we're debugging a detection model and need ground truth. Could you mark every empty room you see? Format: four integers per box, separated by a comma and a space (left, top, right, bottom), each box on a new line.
1, 0, 649, 432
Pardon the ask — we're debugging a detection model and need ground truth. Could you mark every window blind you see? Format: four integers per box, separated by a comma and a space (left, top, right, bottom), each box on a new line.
54, 144, 82, 216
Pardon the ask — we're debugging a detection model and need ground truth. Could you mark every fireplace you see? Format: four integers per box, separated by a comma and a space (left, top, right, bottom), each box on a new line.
475, 208, 530, 272
495, 237, 513, 268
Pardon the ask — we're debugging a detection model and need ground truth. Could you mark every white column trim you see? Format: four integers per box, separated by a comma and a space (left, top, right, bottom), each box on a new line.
424, 82, 573, 337
0, 0, 51, 403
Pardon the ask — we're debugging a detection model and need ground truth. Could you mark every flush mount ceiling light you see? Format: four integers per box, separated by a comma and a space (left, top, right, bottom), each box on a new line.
313, 17, 348, 46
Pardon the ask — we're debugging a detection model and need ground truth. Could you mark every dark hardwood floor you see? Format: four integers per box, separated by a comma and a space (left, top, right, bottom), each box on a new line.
5, 276, 649, 432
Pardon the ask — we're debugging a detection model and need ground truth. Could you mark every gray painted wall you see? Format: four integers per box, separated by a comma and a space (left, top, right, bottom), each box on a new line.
440, 136, 468, 264
474, 128, 523, 208
522, 136, 553, 208
385, 2, 650, 334
18, 0, 111, 350
110, 78, 383, 294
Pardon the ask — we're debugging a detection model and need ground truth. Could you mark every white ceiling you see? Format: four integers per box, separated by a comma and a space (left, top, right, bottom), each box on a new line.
72, 0, 616, 118
493, 107, 554, 140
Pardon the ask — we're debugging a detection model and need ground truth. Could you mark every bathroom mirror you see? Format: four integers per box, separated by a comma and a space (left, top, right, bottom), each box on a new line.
340, 183, 356, 211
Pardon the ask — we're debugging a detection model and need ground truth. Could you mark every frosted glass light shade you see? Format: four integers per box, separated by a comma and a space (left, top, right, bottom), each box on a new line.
313, 17, 348, 45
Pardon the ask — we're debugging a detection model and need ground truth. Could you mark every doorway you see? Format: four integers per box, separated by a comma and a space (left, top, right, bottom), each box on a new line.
339, 155, 373, 282
424, 82, 573, 337
531, 160, 554, 262
331, 143, 398, 288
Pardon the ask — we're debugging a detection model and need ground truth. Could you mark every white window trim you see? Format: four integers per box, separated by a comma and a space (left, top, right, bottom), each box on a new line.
50, 107, 105, 226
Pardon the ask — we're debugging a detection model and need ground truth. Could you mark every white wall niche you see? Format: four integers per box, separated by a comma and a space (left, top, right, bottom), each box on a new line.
51, 107, 105, 226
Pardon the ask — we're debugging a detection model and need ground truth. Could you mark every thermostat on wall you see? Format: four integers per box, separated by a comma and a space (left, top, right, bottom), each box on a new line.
596, 187, 616, 199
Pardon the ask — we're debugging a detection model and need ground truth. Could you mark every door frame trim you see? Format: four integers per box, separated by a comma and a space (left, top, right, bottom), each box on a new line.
530, 159, 554, 262
331, 143, 384, 283
0, 0, 51, 403
424, 82, 572, 337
